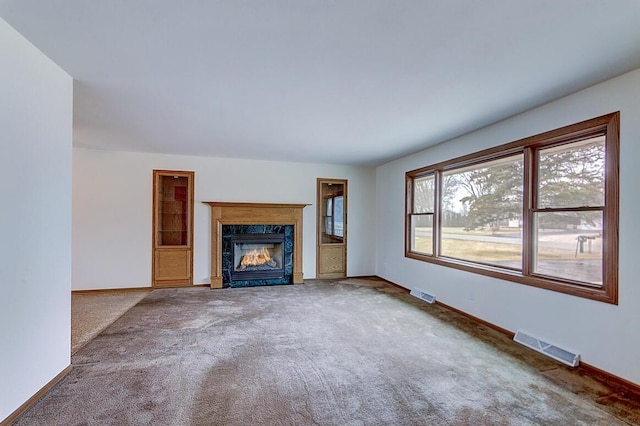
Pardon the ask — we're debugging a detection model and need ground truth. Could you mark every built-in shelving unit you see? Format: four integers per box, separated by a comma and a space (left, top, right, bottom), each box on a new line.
152, 170, 194, 287
316, 178, 347, 278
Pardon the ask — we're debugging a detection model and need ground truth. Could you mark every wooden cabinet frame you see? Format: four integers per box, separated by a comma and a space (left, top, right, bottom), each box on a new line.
316, 178, 348, 278
152, 170, 194, 287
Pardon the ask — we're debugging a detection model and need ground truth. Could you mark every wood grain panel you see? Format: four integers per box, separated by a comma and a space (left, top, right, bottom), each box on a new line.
154, 249, 191, 281
319, 245, 345, 274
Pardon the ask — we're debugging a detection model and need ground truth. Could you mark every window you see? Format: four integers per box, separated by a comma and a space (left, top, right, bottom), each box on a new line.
406, 113, 619, 303
440, 154, 523, 268
410, 174, 434, 255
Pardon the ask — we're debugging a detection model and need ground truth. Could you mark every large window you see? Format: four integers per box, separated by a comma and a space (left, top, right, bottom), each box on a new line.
406, 113, 619, 303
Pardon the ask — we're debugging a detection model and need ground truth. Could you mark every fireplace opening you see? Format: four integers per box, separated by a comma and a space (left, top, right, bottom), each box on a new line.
231, 233, 285, 281
222, 224, 293, 287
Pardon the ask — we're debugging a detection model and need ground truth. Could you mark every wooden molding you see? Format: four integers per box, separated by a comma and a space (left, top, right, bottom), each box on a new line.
204, 202, 309, 209
1, 365, 72, 426
203, 202, 310, 288
72, 287, 151, 294
434, 299, 516, 339
72, 285, 209, 294
580, 362, 640, 395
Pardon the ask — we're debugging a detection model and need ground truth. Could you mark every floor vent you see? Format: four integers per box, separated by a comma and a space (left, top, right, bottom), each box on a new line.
410, 288, 436, 304
514, 331, 580, 367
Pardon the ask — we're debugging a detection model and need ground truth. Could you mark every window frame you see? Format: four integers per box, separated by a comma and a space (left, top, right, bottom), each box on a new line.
409, 173, 436, 255
405, 112, 619, 304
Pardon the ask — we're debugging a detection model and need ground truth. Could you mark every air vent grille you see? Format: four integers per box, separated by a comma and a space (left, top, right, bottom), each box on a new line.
410, 288, 436, 304
514, 331, 580, 367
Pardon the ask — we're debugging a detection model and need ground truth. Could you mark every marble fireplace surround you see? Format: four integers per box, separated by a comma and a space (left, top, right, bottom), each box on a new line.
204, 202, 308, 289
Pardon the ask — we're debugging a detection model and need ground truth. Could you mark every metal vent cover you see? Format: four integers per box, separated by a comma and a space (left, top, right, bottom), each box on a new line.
410, 288, 436, 304
514, 330, 580, 367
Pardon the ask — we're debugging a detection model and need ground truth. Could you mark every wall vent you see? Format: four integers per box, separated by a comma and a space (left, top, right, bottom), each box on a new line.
410, 288, 436, 304
513, 330, 580, 367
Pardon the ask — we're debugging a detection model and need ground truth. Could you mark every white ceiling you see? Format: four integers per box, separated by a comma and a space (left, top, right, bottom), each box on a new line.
2, 1, 640, 166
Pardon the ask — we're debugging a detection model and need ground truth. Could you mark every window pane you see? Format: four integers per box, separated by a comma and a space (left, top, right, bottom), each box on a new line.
440, 155, 523, 268
538, 136, 605, 208
440, 220, 522, 268
533, 211, 603, 286
334, 196, 344, 237
413, 175, 434, 213
411, 214, 433, 255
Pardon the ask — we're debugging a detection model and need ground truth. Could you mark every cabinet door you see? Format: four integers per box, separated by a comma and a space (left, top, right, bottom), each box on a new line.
154, 248, 192, 283
316, 179, 347, 278
152, 170, 194, 286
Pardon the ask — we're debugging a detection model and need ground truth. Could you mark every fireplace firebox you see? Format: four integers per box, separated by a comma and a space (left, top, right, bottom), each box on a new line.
231, 233, 285, 281
221, 224, 294, 287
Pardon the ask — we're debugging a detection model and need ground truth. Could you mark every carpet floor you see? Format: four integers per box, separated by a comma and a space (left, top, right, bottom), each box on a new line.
71, 289, 150, 354
15, 278, 640, 425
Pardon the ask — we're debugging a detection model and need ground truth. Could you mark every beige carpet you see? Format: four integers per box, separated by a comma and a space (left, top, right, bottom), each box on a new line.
71, 289, 150, 354
17, 278, 640, 425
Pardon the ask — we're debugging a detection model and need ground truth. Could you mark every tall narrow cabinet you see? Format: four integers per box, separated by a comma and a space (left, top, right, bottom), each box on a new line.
152, 170, 194, 287
316, 178, 347, 278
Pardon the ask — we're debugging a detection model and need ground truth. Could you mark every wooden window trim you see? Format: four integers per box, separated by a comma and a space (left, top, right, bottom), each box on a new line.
405, 112, 619, 304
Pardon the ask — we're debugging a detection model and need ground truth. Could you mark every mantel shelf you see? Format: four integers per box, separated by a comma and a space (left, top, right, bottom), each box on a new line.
203, 201, 311, 209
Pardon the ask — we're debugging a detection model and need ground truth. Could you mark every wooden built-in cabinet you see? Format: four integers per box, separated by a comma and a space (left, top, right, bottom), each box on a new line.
316, 178, 347, 278
152, 170, 194, 287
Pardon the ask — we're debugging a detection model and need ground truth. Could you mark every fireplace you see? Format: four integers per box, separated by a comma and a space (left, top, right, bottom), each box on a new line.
204, 202, 308, 289
231, 233, 285, 281
221, 224, 294, 287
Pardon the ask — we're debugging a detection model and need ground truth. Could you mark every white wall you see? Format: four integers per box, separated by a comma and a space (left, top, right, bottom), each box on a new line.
72, 149, 376, 289
376, 68, 640, 386
0, 19, 73, 421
